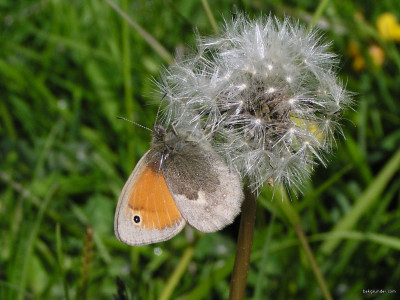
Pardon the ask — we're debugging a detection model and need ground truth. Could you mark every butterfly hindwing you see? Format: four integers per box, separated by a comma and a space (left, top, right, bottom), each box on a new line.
162, 141, 243, 232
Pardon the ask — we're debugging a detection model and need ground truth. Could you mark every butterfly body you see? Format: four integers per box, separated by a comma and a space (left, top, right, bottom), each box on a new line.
114, 126, 243, 246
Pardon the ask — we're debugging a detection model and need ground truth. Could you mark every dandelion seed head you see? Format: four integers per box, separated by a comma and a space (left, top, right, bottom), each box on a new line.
157, 14, 353, 194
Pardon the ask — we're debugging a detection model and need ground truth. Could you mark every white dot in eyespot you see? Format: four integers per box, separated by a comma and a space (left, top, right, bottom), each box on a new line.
154, 247, 162, 256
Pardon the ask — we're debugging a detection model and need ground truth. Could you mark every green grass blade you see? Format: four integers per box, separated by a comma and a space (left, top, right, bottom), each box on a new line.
253, 213, 276, 300
158, 246, 194, 300
103, 0, 173, 63
312, 231, 400, 251
320, 148, 400, 254
17, 184, 58, 300
201, 0, 219, 34
56, 223, 70, 300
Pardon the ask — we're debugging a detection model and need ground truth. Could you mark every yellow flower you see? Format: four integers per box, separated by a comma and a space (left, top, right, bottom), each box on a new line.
377, 13, 400, 41
291, 116, 324, 143
353, 55, 365, 71
347, 40, 385, 71
368, 44, 385, 67
348, 40, 365, 71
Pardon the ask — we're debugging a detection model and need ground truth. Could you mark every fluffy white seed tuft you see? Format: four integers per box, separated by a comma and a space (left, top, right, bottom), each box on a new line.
156, 14, 352, 194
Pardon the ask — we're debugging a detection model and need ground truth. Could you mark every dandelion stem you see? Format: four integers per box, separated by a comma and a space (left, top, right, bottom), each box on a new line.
229, 185, 257, 300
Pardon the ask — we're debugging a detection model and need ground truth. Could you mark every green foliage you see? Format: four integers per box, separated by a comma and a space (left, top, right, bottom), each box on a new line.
1, 0, 400, 299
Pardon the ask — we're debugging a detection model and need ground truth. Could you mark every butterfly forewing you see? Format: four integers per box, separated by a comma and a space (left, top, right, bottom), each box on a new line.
114, 151, 186, 246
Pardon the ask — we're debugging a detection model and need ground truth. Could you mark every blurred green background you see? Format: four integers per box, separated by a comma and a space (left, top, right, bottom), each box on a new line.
1, 0, 400, 299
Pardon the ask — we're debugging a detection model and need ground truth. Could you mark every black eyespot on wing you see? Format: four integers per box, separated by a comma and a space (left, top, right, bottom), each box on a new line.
133, 215, 141, 224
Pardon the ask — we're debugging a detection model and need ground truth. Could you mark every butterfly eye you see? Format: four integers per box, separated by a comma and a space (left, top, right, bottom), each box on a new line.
153, 125, 166, 140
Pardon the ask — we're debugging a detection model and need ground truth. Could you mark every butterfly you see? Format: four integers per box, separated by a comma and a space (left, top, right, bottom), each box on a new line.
114, 124, 243, 246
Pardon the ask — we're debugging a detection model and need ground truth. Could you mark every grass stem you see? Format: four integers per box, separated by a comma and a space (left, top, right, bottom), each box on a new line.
277, 188, 333, 300
158, 246, 194, 300
294, 225, 333, 300
201, 0, 219, 34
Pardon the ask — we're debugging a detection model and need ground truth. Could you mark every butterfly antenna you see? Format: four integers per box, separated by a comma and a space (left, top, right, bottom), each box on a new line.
116, 117, 152, 132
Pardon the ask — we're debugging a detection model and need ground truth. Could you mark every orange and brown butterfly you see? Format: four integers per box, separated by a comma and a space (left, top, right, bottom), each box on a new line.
114, 124, 244, 246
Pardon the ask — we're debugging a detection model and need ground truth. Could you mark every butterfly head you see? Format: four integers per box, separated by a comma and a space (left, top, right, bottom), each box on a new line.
153, 124, 167, 141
